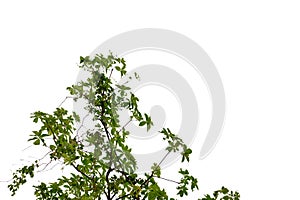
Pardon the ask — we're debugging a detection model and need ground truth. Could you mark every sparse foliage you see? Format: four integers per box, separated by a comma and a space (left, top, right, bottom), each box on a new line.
8, 53, 240, 199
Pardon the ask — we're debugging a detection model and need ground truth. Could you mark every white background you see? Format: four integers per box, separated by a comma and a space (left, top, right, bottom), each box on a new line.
1, 0, 300, 199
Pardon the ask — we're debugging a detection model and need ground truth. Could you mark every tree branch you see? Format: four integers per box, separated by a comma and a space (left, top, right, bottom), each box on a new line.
58, 96, 74, 107
153, 176, 180, 184
105, 167, 113, 200
70, 163, 92, 180
140, 151, 171, 188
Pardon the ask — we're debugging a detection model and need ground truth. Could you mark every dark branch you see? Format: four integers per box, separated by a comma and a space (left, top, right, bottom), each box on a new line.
71, 163, 92, 180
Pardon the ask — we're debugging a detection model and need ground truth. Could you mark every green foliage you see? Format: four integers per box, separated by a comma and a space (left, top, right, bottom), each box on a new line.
8, 53, 240, 199
198, 186, 241, 200
8, 162, 38, 196
177, 168, 198, 197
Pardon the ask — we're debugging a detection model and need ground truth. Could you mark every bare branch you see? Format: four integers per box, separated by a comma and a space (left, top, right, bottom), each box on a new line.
58, 96, 74, 107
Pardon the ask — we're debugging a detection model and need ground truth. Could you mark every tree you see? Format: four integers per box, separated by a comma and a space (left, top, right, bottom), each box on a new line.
8, 53, 240, 199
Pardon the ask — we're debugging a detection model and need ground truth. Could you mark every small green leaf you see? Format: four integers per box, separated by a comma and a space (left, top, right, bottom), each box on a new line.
33, 139, 40, 145
33, 118, 38, 123
80, 56, 84, 63
139, 121, 146, 126
50, 145, 56, 151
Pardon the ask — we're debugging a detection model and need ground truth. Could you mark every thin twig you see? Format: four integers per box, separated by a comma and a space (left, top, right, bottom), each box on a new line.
153, 176, 180, 184
71, 163, 92, 180
22, 145, 34, 151
76, 113, 89, 136
37, 160, 53, 172
58, 96, 74, 107
109, 69, 114, 79
38, 151, 52, 162
140, 151, 171, 188
116, 118, 132, 135
38, 162, 60, 173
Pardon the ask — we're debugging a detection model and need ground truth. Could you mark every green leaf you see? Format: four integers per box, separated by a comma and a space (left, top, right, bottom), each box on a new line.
139, 121, 146, 126
49, 145, 56, 151
115, 66, 121, 71
79, 56, 84, 63
33, 140, 40, 145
